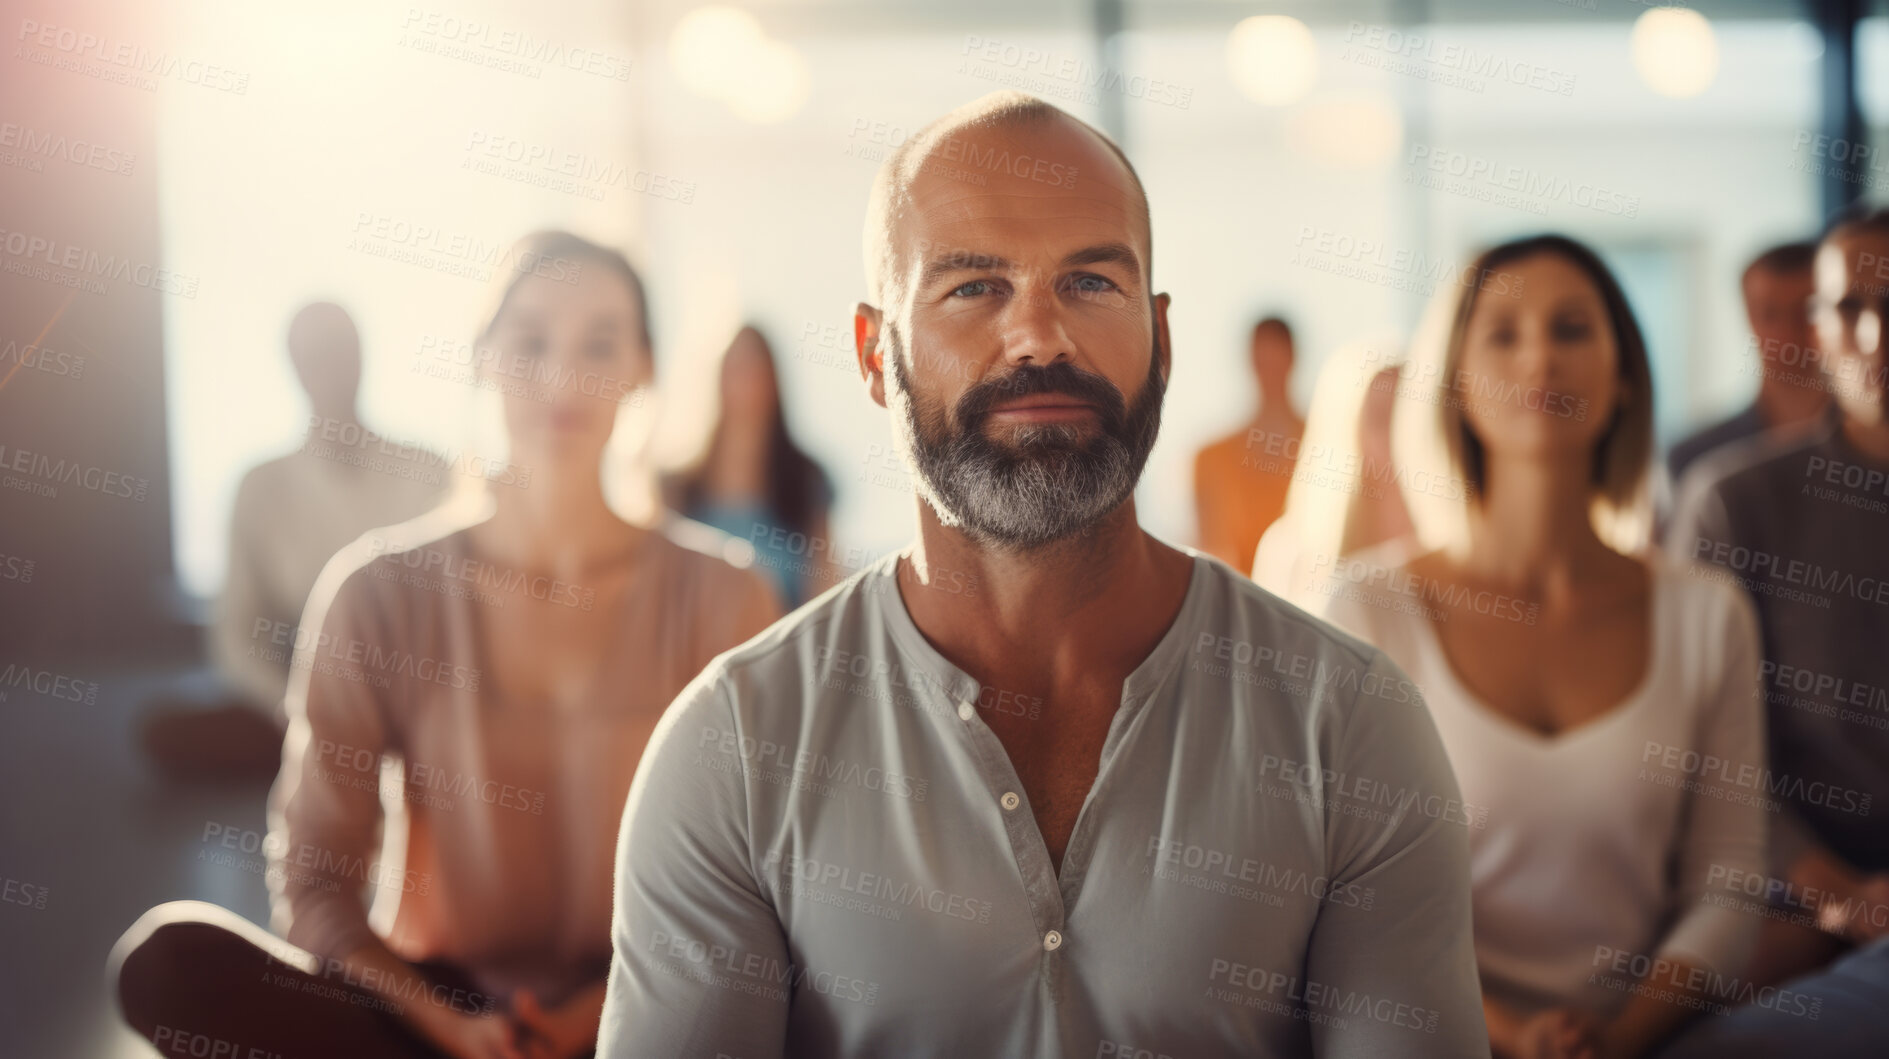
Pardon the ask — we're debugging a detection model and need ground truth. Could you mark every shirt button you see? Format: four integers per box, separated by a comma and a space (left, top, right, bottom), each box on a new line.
1043, 930, 1063, 951
1000, 791, 1020, 811
958, 701, 976, 721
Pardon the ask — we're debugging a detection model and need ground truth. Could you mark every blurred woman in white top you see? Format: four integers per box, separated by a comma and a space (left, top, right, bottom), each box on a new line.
1248, 336, 1420, 607
1319, 235, 1767, 1059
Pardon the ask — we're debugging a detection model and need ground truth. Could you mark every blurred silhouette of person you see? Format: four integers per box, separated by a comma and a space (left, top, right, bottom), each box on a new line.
1320, 236, 1767, 1059
1249, 337, 1416, 608
1192, 316, 1304, 571
138, 302, 448, 781
1661, 206, 1889, 1059
111, 231, 783, 1059
1666, 242, 1829, 487
662, 325, 837, 608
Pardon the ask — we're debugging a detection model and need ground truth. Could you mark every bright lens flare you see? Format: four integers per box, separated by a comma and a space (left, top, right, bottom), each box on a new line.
1227, 15, 1318, 106
726, 40, 810, 124
670, 7, 762, 97
1631, 7, 1718, 99
670, 6, 807, 123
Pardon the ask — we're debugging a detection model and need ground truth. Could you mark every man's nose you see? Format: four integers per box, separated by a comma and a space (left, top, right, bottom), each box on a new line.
999, 283, 1074, 367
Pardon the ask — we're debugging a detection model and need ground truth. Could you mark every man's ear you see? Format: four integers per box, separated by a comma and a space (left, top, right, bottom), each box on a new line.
855, 301, 888, 409
1153, 291, 1173, 385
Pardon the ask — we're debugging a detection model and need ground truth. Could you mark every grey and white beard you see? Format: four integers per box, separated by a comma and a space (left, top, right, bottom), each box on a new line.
887, 337, 1165, 552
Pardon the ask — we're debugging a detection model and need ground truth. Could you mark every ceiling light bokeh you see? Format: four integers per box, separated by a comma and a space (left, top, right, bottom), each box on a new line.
1227, 15, 1318, 106
1632, 7, 1719, 98
725, 39, 811, 124
670, 6, 764, 98
670, 5, 808, 123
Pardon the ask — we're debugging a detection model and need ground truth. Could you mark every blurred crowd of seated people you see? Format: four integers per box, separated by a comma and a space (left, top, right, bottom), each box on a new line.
109, 193, 1889, 1058
1243, 216, 1889, 1058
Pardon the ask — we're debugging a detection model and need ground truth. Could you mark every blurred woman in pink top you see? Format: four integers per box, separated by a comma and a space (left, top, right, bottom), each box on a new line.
111, 231, 782, 1059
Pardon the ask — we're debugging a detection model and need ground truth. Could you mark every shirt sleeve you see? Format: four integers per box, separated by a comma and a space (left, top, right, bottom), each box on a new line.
1668, 475, 1822, 879
213, 472, 291, 716
263, 559, 393, 963
1305, 652, 1491, 1058
1306, 575, 1370, 635
1658, 585, 1767, 976
597, 670, 791, 1059
731, 566, 785, 646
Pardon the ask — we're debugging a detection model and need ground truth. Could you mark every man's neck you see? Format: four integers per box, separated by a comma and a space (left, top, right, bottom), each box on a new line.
1755, 379, 1828, 431
1250, 390, 1300, 431
305, 406, 360, 436
897, 500, 1193, 691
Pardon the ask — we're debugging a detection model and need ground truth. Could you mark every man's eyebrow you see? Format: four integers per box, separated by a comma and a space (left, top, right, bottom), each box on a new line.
1062, 242, 1142, 274
918, 252, 1012, 289
913, 243, 1142, 289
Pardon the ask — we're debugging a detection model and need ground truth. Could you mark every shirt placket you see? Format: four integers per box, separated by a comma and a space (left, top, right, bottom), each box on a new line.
942, 682, 1154, 1002
947, 694, 1063, 939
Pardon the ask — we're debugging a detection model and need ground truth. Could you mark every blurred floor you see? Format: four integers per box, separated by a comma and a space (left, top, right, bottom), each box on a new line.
0, 664, 273, 1059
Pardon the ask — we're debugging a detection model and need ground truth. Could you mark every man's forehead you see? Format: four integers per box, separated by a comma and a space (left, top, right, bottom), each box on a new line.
1746, 268, 1813, 299
903, 195, 1138, 261
891, 119, 1148, 269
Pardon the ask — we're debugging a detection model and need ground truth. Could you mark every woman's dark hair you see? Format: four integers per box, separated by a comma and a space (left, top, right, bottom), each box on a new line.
668, 326, 831, 537
474, 229, 653, 351
1438, 233, 1653, 511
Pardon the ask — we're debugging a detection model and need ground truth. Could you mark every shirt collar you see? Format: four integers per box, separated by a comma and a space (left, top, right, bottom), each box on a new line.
869, 546, 1211, 712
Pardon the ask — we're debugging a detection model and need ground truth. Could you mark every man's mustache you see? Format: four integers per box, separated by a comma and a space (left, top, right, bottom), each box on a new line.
954, 362, 1129, 435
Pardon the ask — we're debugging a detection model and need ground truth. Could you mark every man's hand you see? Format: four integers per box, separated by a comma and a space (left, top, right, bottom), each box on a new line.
1510, 1007, 1603, 1059
512, 987, 604, 1059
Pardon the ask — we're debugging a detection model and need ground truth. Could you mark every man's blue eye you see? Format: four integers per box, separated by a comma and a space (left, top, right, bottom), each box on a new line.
953, 280, 991, 297
1072, 275, 1113, 293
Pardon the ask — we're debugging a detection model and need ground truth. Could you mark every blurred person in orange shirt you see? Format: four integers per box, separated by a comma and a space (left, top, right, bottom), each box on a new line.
1249, 338, 1415, 607
1192, 316, 1303, 571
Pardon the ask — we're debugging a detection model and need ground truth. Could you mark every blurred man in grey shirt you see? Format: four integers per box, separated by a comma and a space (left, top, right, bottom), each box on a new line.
598, 92, 1487, 1059
1665, 206, 1889, 1058
1665, 242, 1828, 489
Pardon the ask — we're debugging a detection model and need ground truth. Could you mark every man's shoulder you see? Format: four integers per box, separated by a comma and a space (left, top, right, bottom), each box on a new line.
1187, 551, 1384, 683
673, 550, 1396, 720
683, 553, 899, 698
234, 448, 314, 501
1190, 554, 1442, 769
1682, 426, 1828, 512
1668, 406, 1762, 473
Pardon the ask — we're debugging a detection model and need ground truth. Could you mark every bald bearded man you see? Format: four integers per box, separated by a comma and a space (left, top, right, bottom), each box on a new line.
597, 92, 1488, 1059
